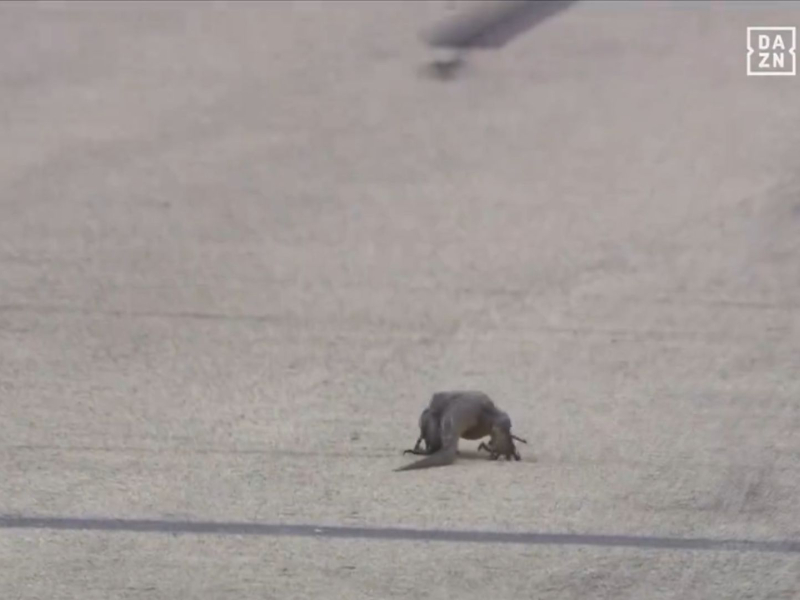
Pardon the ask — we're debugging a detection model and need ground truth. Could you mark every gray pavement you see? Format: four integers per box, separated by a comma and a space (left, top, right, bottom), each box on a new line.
1, 1, 800, 598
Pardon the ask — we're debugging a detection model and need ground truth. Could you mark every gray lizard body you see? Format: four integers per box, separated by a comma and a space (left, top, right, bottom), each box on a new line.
396, 391, 527, 471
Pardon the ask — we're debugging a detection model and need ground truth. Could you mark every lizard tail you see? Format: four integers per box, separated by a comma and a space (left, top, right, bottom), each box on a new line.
394, 444, 458, 471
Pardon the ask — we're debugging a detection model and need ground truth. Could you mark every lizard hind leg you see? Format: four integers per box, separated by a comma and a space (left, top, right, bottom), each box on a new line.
403, 436, 426, 455
395, 412, 460, 472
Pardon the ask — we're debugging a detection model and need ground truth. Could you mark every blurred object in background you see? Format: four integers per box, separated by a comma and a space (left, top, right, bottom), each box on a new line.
422, 0, 577, 79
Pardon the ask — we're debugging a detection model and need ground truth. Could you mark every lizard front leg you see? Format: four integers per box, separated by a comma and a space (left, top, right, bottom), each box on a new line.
477, 441, 500, 460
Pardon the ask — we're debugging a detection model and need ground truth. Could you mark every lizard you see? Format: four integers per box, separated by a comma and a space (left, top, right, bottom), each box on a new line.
396, 390, 527, 471
403, 400, 527, 459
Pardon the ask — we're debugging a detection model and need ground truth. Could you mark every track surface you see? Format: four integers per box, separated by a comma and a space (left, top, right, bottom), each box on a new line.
2, 1, 800, 598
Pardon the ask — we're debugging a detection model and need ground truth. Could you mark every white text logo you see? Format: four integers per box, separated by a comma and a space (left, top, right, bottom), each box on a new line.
747, 27, 796, 76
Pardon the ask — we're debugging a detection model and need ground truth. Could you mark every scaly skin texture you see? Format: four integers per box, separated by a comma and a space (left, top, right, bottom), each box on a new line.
396, 391, 527, 471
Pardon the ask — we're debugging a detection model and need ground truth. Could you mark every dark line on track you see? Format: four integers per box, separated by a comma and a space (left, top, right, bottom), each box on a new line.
0, 303, 279, 324
2, 516, 798, 554
0, 302, 768, 344
3, 443, 396, 460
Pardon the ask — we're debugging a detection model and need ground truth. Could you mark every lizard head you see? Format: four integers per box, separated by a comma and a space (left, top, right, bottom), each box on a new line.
489, 423, 521, 461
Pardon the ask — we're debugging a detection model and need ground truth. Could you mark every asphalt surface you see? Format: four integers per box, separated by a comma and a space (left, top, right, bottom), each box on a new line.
1, 1, 800, 598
